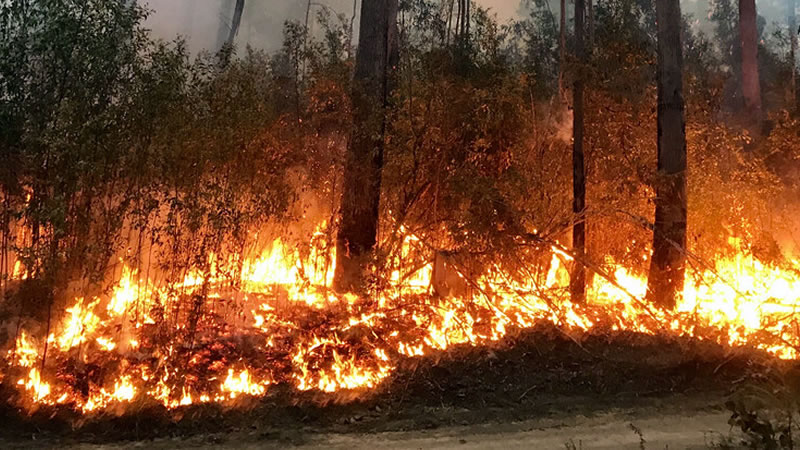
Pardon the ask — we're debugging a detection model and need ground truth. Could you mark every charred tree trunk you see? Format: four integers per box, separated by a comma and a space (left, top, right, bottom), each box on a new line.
571, 0, 587, 303
739, 0, 762, 128
648, 0, 688, 309
333, 0, 398, 293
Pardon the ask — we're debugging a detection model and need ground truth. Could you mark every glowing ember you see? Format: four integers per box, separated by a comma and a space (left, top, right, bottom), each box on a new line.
2, 222, 800, 413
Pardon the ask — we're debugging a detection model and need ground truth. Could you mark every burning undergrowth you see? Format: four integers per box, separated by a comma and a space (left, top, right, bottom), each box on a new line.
1, 216, 799, 425
0, 324, 777, 443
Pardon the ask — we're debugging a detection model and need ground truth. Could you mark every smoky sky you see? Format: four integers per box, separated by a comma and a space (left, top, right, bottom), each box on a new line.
140, 0, 793, 55
141, 0, 520, 54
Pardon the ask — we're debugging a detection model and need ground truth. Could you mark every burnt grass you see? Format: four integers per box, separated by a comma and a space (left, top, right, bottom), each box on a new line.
0, 323, 782, 446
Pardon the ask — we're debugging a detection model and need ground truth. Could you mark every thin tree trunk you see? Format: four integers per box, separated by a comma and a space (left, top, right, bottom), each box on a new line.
445, 0, 455, 46
790, 0, 798, 110
303, 0, 312, 80
349, 0, 358, 58
559, 0, 566, 97
226, 0, 245, 48
454, 0, 461, 43
740, 0, 762, 128
571, 0, 586, 303
216, 1, 229, 51
464, 0, 470, 44
648, 0, 688, 309
588, 0, 595, 48
333, 0, 399, 293
458, 0, 466, 40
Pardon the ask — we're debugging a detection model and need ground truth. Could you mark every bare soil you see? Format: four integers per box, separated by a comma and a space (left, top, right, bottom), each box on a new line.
0, 324, 777, 448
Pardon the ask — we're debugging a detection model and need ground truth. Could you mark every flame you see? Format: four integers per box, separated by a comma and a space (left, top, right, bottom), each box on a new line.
10, 332, 39, 368
82, 376, 137, 412
57, 297, 101, 351
3, 219, 800, 413
19, 368, 50, 403
107, 265, 138, 317
220, 368, 268, 398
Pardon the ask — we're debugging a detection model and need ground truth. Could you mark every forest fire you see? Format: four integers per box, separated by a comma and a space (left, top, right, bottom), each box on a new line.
6, 0, 800, 446
2, 222, 799, 415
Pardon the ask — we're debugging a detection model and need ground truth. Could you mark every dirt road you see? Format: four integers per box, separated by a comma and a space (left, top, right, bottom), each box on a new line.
40, 405, 737, 450
280, 411, 733, 449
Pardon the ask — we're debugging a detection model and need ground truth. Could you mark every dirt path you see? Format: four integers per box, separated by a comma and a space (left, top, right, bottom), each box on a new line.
45, 406, 736, 450
283, 410, 733, 450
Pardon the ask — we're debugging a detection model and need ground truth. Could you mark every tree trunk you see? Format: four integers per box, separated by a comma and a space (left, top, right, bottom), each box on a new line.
216, 1, 229, 51
588, 0, 595, 48
559, 0, 566, 97
445, 0, 455, 46
571, 0, 586, 303
349, 0, 358, 58
648, 0, 688, 309
226, 0, 245, 48
739, 0, 762, 128
216, 0, 245, 52
790, 0, 798, 111
333, 0, 399, 293
464, 0, 470, 43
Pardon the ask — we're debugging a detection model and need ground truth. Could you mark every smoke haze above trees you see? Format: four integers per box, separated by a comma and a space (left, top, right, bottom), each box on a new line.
142, 0, 794, 56
142, 0, 519, 53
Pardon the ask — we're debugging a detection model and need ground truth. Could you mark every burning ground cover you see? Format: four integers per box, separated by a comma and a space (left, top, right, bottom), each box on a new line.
1, 221, 799, 420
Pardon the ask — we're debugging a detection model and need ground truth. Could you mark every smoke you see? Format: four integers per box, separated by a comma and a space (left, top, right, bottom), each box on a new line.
140, 0, 521, 55
140, 0, 356, 54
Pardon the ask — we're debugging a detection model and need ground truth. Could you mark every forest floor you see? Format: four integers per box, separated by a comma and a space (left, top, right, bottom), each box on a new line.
0, 325, 773, 449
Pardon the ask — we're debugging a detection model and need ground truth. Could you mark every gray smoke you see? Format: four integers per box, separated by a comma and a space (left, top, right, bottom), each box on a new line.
140, 0, 793, 56
140, 0, 519, 54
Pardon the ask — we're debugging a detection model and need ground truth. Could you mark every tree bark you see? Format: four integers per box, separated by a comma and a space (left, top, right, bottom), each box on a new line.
648, 0, 688, 309
570, 0, 587, 303
333, 0, 399, 293
739, 0, 762, 128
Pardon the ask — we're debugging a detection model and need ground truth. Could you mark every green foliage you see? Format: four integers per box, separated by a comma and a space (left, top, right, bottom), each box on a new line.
725, 363, 800, 449
0, 1, 349, 304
